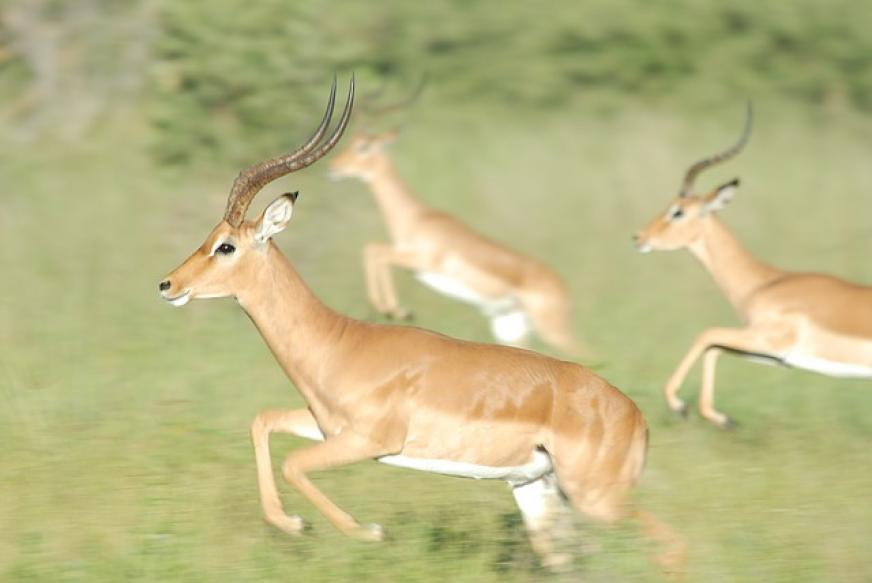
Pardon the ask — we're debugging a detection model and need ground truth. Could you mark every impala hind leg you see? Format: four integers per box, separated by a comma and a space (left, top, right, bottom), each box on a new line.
511, 474, 573, 570
554, 471, 687, 575
520, 289, 591, 358
551, 415, 687, 574
250, 409, 324, 534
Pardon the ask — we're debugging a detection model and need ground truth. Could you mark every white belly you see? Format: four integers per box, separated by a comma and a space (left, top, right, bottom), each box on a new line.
414, 271, 529, 345
490, 310, 531, 345
414, 272, 491, 305
783, 354, 872, 378
377, 449, 552, 485
290, 426, 552, 485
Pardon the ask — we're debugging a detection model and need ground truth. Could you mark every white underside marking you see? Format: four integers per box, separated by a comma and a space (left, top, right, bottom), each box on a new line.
783, 354, 872, 378
512, 474, 560, 528
294, 426, 325, 441
739, 353, 782, 367
414, 272, 492, 306
378, 449, 553, 485
490, 310, 532, 344
288, 426, 552, 485
414, 271, 529, 343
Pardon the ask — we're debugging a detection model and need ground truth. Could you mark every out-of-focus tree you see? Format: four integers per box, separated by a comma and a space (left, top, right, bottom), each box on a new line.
1, 0, 869, 157
150, 0, 872, 166
0, 0, 157, 141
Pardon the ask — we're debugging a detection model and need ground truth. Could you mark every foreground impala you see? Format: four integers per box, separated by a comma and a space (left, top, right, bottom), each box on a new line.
159, 78, 682, 570
328, 127, 586, 355
634, 105, 872, 428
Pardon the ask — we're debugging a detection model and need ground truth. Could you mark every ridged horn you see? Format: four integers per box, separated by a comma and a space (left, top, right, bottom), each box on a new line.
679, 102, 753, 197
223, 75, 355, 226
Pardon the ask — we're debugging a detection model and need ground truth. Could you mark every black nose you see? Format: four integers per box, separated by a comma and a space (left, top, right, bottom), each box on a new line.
159, 280, 171, 292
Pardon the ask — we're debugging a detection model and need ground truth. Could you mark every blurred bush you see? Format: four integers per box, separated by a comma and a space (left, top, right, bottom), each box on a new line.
1, 0, 870, 162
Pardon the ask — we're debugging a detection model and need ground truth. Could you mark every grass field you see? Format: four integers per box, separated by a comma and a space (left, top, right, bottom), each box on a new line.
2, 96, 872, 581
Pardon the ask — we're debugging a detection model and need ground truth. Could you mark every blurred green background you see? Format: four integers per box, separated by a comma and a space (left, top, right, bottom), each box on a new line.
1, 1, 871, 580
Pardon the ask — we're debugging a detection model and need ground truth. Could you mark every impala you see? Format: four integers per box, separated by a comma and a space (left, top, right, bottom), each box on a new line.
634, 105, 872, 428
328, 119, 586, 355
159, 77, 682, 570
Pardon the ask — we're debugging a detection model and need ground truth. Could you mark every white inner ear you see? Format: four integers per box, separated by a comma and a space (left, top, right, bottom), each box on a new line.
254, 197, 294, 244
704, 184, 737, 214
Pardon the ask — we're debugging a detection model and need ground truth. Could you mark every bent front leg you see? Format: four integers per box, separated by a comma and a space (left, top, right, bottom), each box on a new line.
700, 347, 732, 427
664, 327, 779, 427
363, 243, 392, 315
362, 242, 421, 320
250, 408, 324, 534
281, 431, 392, 541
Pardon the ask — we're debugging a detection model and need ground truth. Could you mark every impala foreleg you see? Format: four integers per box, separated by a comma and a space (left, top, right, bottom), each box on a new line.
665, 327, 775, 427
519, 283, 592, 359
700, 347, 731, 427
280, 431, 390, 541
250, 408, 324, 534
363, 243, 391, 315
363, 243, 417, 319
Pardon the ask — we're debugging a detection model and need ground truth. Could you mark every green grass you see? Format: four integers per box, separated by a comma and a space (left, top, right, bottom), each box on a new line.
2, 99, 871, 581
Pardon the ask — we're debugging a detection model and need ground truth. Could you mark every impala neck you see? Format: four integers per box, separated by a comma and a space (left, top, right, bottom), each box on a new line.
688, 216, 783, 319
364, 158, 428, 241
235, 243, 348, 404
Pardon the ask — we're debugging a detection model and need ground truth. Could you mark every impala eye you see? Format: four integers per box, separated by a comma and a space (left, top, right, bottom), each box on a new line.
215, 243, 236, 255
670, 208, 685, 220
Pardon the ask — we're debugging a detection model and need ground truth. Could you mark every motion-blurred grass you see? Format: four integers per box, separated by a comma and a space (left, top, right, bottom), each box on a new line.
2, 1, 872, 581
2, 100, 871, 581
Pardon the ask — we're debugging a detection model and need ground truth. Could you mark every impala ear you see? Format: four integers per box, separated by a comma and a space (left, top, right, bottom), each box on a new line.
702, 178, 740, 215
254, 192, 298, 244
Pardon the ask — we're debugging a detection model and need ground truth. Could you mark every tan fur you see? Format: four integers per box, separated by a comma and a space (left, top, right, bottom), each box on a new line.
329, 133, 588, 356
635, 187, 872, 427
160, 197, 683, 571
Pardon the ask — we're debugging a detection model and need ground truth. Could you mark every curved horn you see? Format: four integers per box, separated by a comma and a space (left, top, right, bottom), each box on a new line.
223, 75, 355, 226
366, 73, 427, 118
359, 74, 390, 109
679, 102, 753, 197
359, 74, 427, 135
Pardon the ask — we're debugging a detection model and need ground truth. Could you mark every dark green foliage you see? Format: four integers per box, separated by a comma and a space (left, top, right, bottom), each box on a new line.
147, 0, 872, 164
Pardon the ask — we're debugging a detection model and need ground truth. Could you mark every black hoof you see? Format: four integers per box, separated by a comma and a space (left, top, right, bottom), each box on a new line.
389, 308, 413, 321
669, 402, 689, 419
719, 417, 739, 431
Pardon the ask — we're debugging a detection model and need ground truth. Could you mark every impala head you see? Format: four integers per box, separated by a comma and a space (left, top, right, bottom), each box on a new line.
159, 76, 355, 306
634, 104, 752, 253
328, 130, 397, 181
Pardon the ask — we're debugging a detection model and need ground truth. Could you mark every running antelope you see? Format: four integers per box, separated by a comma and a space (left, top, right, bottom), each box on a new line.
159, 78, 683, 571
634, 105, 872, 428
328, 126, 585, 355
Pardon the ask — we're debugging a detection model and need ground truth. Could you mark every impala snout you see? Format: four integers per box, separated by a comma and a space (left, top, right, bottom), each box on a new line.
633, 228, 654, 253
158, 273, 193, 307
